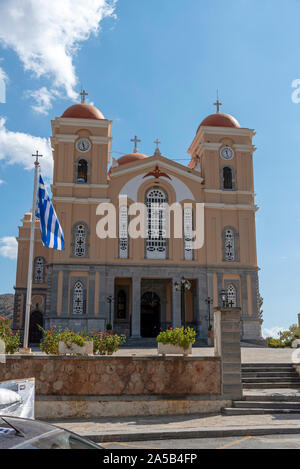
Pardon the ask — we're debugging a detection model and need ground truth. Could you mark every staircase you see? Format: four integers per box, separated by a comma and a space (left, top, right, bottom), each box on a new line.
222, 363, 300, 416
242, 363, 300, 389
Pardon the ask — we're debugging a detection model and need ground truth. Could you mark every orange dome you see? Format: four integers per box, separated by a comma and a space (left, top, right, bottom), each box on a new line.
199, 113, 240, 129
117, 153, 148, 166
62, 103, 104, 120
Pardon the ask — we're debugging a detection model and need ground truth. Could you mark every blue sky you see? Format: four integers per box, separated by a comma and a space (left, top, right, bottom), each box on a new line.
0, 0, 299, 335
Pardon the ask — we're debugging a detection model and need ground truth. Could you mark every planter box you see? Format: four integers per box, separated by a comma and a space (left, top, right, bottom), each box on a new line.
58, 341, 94, 356
158, 343, 192, 357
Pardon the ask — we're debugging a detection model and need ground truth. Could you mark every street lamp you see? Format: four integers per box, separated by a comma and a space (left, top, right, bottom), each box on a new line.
175, 277, 191, 328
205, 297, 213, 328
106, 295, 114, 328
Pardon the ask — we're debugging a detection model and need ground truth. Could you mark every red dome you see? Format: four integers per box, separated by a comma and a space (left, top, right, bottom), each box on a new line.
199, 113, 240, 129
117, 153, 148, 166
62, 103, 104, 120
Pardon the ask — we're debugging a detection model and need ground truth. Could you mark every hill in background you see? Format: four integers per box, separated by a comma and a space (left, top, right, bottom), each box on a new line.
0, 294, 14, 320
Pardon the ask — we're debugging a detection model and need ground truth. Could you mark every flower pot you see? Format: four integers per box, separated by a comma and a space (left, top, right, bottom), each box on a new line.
158, 343, 192, 357
58, 341, 94, 356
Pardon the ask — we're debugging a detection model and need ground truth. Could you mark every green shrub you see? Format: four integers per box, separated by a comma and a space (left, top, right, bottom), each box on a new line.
92, 331, 126, 356
0, 317, 20, 354
267, 324, 300, 349
39, 326, 92, 355
157, 327, 196, 350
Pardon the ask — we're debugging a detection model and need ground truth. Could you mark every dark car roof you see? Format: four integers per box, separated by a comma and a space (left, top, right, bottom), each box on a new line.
0, 416, 58, 449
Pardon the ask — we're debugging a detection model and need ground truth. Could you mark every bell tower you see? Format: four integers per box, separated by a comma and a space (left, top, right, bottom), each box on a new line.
51, 97, 113, 191
188, 103, 262, 343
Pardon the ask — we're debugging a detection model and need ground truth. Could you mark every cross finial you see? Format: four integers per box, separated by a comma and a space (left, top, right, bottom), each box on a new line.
80, 89, 88, 104
32, 150, 43, 166
130, 135, 141, 153
214, 90, 222, 113
153, 139, 161, 156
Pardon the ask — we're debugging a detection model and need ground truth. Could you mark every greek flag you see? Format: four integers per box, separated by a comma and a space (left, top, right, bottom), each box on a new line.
36, 174, 65, 251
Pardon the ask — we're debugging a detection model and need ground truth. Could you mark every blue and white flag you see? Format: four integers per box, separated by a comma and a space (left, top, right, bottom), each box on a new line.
36, 174, 65, 251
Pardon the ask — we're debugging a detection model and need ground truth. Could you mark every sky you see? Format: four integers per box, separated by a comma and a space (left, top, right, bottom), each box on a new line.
0, 0, 299, 337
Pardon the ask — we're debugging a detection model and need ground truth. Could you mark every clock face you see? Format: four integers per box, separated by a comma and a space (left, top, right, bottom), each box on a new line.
76, 138, 91, 153
220, 146, 234, 161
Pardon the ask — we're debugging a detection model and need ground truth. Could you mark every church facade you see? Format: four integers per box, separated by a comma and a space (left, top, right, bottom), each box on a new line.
13, 99, 263, 344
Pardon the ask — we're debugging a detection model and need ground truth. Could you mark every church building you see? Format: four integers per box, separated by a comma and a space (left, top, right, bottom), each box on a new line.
12, 96, 263, 345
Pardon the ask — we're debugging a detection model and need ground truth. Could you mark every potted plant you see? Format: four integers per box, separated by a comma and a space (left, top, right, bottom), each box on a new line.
0, 317, 20, 355
208, 324, 214, 346
58, 329, 93, 356
157, 327, 196, 357
39, 327, 93, 356
93, 331, 126, 356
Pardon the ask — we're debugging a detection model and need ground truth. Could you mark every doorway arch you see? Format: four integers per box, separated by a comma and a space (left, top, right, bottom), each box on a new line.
29, 311, 43, 345
141, 292, 161, 338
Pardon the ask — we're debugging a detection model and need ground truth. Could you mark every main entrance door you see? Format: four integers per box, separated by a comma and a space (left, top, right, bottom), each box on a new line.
29, 311, 43, 345
141, 292, 161, 338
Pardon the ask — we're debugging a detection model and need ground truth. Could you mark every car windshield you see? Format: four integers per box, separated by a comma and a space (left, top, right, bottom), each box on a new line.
12, 428, 100, 450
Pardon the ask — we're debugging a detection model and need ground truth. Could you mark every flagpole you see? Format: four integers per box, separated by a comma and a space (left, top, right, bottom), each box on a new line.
22, 152, 42, 351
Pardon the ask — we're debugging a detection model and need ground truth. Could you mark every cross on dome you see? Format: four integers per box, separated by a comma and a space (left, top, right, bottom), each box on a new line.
213, 90, 222, 113
80, 89, 89, 104
130, 135, 141, 153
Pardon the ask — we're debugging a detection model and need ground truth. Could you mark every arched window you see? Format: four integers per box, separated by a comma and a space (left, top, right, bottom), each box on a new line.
223, 167, 233, 190
73, 281, 85, 315
227, 284, 237, 307
146, 188, 168, 260
184, 207, 193, 260
72, 223, 89, 258
76, 159, 88, 184
223, 228, 237, 261
119, 205, 129, 259
33, 257, 45, 284
117, 290, 127, 320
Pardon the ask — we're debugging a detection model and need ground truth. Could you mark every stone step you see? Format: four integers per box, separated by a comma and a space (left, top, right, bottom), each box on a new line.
233, 401, 300, 410
242, 367, 296, 372
242, 372, 297, 378
222, 407, 300, 416
243, 383, 300, 389
242, 377, 300, 384
244, 395, 300, 402
242, 364, 294, 369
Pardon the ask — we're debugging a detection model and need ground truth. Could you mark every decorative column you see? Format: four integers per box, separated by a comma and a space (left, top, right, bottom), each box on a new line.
172, 278, 182, 329
106, 276, 115, 327
197, 273, 209, 340
61, 270, 69, 315
88, 268, 95, 316
214, 307, 242, 399
132, 276, 141, 338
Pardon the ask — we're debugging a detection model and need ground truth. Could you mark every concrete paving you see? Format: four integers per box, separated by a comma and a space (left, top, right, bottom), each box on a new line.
101, 434, 300, 450
52, 411, 300, 443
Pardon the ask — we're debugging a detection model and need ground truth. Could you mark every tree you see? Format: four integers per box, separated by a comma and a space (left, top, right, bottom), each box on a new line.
258, 294, 264, 324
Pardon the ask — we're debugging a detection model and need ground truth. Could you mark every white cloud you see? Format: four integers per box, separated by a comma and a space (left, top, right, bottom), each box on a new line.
0, 0, 117, 110
0, 66, 8, 103
28, 87, 59, 115
0, 237, 17, 260
0, 117, 53, 178
263, 326, 286, 338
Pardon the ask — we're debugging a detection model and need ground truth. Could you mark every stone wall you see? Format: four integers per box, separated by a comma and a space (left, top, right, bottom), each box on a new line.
0, 356, 221, 397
